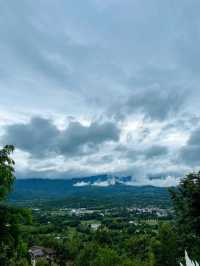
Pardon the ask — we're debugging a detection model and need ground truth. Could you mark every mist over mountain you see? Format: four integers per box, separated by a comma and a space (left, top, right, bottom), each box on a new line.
73, 175, 132, 187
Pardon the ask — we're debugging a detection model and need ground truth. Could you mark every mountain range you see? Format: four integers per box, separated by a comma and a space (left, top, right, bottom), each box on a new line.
8, 175, 173, 208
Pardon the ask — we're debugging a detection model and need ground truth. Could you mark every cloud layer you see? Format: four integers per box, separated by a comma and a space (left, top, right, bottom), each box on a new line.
1, 0, 200, 185
3, 117, 120, 157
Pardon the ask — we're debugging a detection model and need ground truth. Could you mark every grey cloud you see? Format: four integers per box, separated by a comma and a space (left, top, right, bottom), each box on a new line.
181, 146, 200, 165
3, 117, 120, 157
58, 120, 120, 155
16, 168, 92, 180
127, 65, 180, 89
180, 127, 200, 165
116, 144, 169, 161
163, 115, 200, 132
85, 154, 114, 166
144, 145, 169, 159
3, 117, 59, 157
187, 128, 200, 145
175, 2, 200, 75
114, 87, 185, 121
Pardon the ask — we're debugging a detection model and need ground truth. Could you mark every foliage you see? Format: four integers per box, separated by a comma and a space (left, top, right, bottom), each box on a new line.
0, 145, 31, 265
170, 172, 200, 236
170, 171, 200, 260
0, 145, 15, 201
92, 247, 121, 266
150, 223, 178, 266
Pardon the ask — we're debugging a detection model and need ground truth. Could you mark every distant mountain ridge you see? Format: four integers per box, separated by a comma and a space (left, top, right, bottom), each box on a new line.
9, 175, 172, 208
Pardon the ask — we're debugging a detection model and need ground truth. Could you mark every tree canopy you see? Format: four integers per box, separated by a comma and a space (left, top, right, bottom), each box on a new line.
170, 171, 200, 260
0, 145, 15, 201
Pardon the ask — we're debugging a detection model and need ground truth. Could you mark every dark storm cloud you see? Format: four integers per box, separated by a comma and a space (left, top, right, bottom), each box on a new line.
3, 117, 120, 157
180, 127, 200, 165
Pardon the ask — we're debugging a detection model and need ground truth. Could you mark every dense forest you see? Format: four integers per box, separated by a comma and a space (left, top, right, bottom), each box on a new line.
1, 145, 200, 266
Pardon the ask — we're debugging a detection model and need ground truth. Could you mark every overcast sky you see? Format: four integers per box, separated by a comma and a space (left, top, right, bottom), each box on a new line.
1, 0, 200, 185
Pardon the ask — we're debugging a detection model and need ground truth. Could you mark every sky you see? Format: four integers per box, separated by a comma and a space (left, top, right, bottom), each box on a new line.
1, 0, 200, 186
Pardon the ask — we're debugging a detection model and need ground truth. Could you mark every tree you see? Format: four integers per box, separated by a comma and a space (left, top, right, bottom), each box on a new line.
170, 171, 200, 237
0, 145, 31, 265
150, 223, 178, 266
0, 145, 15, 201
125, 234, 150, 261
92, 247, 121, 266
94, 228, 113, 245
55, 234, 82, 265
170, 171, 200, 261
75, 242, 98, 266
